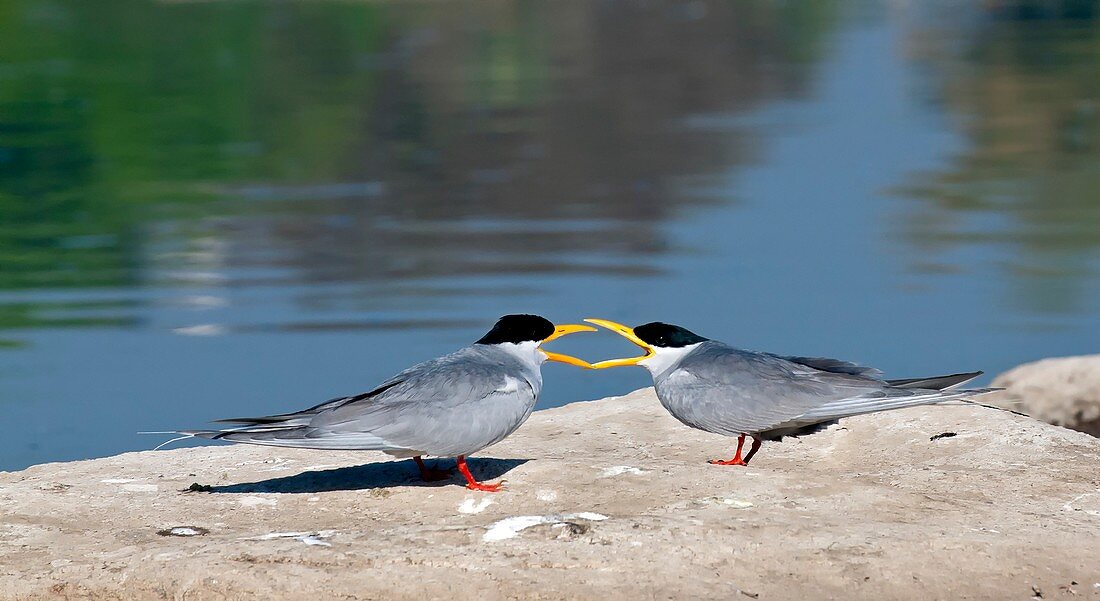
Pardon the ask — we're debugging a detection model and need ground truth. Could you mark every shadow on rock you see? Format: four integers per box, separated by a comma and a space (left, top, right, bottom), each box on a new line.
201, 457, 528, 494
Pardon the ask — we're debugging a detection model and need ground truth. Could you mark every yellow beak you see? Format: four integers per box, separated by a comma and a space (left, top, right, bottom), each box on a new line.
539, 324, 597, 368
583, 318, 655, 369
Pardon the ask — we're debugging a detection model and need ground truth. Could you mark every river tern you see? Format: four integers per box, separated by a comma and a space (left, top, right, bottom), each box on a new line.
169, 314, 594, 491
585, 318, 995, 466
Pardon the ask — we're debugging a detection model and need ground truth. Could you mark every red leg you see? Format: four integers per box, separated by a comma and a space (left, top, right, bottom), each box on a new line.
709, 434, 750, 466
414, 456, 451, 482
456, 455, 504, 492
741, 436, 763, 465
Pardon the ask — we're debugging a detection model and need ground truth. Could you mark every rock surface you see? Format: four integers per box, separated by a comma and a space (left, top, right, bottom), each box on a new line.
989, 354, 1100, 437
2, 388, 1099, 600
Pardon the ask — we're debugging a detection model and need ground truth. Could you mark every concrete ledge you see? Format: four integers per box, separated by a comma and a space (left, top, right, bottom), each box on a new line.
2, 388, 1098, 600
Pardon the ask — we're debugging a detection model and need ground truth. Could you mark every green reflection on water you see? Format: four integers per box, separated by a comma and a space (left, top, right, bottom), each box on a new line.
0, 0, 842, 324
901, 11, 1100, 314
0, 299, 138, 329
0, 0, 391, 291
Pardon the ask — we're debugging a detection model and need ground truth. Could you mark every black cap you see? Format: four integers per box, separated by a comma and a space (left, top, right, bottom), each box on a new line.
476, 314, 556, 345
633, 322, 708, 348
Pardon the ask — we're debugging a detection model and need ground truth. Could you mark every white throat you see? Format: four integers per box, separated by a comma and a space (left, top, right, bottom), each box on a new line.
638, 343, 701, 377
495, 340, 545, 366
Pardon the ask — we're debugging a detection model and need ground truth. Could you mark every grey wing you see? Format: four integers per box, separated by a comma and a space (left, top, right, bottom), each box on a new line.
209, 379, 406, 427
181, 349, 531, 454
764, 353, 883, 377
662, 343, 988, 436
179, 380, 409, 449
305, 353, 531, 455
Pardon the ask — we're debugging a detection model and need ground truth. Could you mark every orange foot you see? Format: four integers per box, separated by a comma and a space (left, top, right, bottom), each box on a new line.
465, 480, 505, 492
708, 458, 748, 466
707, 434, 761, 466
456, 455, 505, 493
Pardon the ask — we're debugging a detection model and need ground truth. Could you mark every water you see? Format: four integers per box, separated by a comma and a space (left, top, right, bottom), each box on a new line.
2, 1, 1099, 471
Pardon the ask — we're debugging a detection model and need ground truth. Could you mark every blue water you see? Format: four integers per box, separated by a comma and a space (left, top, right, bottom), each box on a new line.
2, 1, 1098, 470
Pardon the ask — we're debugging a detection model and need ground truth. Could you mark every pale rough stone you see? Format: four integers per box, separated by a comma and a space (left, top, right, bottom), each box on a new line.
989, 354, 1100, 436
1, 388, 1098, 600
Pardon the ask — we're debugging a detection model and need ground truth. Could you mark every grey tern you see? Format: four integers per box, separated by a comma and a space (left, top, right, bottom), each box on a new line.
585, 318, 995, 466
169, 314, 594, 491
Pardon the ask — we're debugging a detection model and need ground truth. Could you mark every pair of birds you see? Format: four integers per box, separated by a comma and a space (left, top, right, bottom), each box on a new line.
176, 314, 993, 492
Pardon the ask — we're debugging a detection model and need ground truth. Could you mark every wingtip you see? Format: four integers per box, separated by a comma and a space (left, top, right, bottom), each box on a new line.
151, 433, 198, 451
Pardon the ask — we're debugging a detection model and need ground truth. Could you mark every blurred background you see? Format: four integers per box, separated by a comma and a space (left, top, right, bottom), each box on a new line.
2, 0, 1099, 470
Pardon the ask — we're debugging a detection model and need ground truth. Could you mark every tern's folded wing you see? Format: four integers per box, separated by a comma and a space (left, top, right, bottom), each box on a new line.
302, 348, 533, 454
663, 343, 933, 436
180, 347, 531, 454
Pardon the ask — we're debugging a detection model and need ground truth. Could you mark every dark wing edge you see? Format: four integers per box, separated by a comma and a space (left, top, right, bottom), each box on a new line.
885, 371, 982, 390
211, 379, 405, 426
769, 353, 884, 378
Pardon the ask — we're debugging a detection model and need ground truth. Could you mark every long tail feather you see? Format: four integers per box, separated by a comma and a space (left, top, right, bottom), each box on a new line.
166, 423, 402, 451
799, 387, 998, 421
148, 434, 196, 451
885, 371, 982, 390
953, 397, 1027, 417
